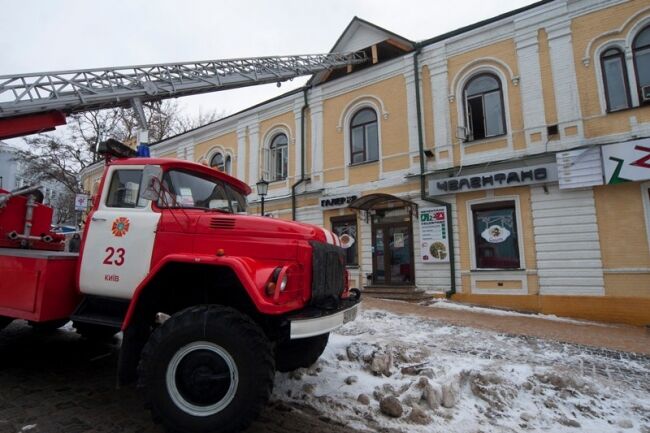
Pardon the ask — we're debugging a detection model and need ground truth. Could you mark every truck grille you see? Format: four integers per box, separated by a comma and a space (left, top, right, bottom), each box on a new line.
309, 240, 345, 308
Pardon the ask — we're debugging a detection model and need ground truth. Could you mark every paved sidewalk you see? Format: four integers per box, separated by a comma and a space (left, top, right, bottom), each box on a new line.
0, 322, 368, 433
362, 297, 650, 355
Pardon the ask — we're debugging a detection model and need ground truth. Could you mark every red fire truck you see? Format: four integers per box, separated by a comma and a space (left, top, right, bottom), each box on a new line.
0, 52, 365, 433
0, 139, 360, 433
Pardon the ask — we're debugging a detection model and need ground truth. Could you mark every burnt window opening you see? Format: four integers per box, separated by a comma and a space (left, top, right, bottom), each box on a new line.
321, 40, 411, 83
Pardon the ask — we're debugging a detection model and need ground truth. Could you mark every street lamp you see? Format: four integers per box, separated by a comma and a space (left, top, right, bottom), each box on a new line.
256, 178, 269, 216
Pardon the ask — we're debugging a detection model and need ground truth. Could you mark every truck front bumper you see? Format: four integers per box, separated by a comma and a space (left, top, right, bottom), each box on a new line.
288, 297, 361, 339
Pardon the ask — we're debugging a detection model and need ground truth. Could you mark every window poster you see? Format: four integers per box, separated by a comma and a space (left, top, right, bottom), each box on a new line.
419, 207, 450, 263
394, 232, 404, 248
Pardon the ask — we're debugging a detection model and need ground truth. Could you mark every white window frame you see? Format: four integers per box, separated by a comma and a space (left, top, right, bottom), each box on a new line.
205, 146, 234, 175
592, 17, 650, 114
594, 40, 639, 114
261, 126, 291, 183
269, 133, 288, 181
339, 98, 384, 176
463, 73, 507, 142
210, 151, 225, 171
453, 64, 514, 160
466, 195, 526, 271
349, 107, 379, 165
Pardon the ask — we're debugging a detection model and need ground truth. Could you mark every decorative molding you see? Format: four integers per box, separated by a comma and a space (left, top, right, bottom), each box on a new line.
582, 7, 650, 66
336, 95, 389, 132
449, 57, 517, 94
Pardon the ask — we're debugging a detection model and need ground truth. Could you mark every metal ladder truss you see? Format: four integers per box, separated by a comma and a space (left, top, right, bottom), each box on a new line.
0, 52, 366, 118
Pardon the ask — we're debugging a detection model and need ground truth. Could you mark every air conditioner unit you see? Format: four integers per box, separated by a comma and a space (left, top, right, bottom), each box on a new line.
642, 85, 650, 102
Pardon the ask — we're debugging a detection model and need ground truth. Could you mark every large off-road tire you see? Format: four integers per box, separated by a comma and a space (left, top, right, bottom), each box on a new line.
73, 322, 120, 341
28, 319, 69, 332
0, 316, 13, 331
275, 333, 329, 373
137, 305, 274, 433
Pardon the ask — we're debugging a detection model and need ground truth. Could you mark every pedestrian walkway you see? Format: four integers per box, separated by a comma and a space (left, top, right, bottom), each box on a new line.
362, 297, 650, 355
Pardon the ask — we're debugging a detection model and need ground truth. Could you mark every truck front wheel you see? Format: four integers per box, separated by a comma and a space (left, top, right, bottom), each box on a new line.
275, 333, 329, 372
137, 305, 274, 433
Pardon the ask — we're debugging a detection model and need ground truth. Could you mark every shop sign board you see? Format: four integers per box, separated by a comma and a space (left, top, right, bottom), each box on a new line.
419, 206, 449, 263
320, 195, 358, 209
556, 147, 603, 189
428, 163, 557, 196
602, 138, 650, 184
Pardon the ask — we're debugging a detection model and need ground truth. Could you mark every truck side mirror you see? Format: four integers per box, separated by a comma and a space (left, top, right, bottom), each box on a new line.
140, 165, 163, 202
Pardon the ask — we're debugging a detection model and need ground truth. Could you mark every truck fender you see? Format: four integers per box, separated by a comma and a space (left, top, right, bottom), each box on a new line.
121, 254, 284, 330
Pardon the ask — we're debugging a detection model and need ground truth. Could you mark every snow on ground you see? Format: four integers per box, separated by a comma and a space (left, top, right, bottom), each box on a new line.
422, 299, 612, 327
274, 309, 650, 433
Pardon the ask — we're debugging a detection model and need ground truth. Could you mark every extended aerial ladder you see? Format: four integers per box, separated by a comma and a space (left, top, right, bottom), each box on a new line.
0, 52, 366, 141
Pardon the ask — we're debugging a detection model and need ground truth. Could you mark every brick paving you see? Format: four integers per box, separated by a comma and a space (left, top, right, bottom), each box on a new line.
0, 321, 368, 433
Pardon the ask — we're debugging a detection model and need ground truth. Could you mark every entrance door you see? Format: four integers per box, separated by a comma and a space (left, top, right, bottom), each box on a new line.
371, 209, 414, 285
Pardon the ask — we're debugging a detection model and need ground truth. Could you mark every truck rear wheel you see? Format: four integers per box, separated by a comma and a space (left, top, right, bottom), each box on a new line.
275, 333, 329, 372
137, 305, 274, 433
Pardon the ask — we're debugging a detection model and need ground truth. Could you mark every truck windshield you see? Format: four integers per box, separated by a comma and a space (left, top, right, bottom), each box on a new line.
158, 169, 247, 213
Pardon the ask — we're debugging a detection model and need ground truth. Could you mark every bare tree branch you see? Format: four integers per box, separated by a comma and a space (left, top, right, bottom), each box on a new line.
15, 103, 223, 223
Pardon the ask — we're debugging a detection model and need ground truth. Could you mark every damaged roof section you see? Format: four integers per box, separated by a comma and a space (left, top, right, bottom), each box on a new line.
310, 17, 414, 86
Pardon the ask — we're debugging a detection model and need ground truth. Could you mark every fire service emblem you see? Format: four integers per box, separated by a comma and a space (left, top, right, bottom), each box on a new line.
111, 217, 130, 237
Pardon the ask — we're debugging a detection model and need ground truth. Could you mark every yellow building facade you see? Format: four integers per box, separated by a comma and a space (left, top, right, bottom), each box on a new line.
81, 0, 650, 325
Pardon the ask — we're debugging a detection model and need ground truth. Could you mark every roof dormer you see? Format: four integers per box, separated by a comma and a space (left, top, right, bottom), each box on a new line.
311, 17, 414, 86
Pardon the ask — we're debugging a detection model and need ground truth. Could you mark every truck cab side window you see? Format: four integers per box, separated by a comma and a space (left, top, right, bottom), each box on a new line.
106, 169, 144, 208
159, 170, 237, 213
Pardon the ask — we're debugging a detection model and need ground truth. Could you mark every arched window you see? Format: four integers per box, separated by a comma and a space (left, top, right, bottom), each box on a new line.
225, 155, 232, 175
601, 47, 631, 111
464, 73, 506, 141
210, 152, 225, 171
350, 108, 378, 164
633, 25, 650, 103
269, 133, 288, 181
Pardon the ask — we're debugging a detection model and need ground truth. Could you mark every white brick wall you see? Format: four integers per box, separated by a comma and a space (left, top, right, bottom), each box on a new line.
531, 185, 604, 295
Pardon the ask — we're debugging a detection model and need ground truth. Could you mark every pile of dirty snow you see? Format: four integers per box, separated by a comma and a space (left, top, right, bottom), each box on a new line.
273, 309, 650, 433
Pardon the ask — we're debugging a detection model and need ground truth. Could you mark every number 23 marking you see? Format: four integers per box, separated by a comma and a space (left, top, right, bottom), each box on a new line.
103, 247, 125, 266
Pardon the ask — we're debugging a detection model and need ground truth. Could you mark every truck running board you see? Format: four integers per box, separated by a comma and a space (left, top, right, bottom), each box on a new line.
70, 295, 130, 328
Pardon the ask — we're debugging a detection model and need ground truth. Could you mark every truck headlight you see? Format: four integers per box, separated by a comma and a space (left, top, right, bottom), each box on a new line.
280, 274, 288, 291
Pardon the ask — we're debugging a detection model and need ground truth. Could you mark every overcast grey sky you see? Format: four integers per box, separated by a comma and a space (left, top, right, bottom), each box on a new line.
1, 0, 535, 120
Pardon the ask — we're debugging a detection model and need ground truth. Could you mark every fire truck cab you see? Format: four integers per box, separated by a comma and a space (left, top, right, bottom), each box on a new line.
0, 140, 360, 433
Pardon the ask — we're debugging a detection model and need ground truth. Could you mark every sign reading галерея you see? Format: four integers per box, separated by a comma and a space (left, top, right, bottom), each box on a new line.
320, 195, 358, 209
427, 163, 558, 196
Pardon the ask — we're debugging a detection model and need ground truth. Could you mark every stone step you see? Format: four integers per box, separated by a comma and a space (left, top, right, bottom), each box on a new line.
361, 287, 436, 302
362, 285, 419, 293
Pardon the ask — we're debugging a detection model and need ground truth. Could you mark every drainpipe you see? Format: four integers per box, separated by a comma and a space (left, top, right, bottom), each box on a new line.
413, 43, 457, 298
291, 88, 310, 220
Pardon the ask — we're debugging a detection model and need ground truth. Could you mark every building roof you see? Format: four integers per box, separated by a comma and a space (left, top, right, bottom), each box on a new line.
151, 0, 557, 147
